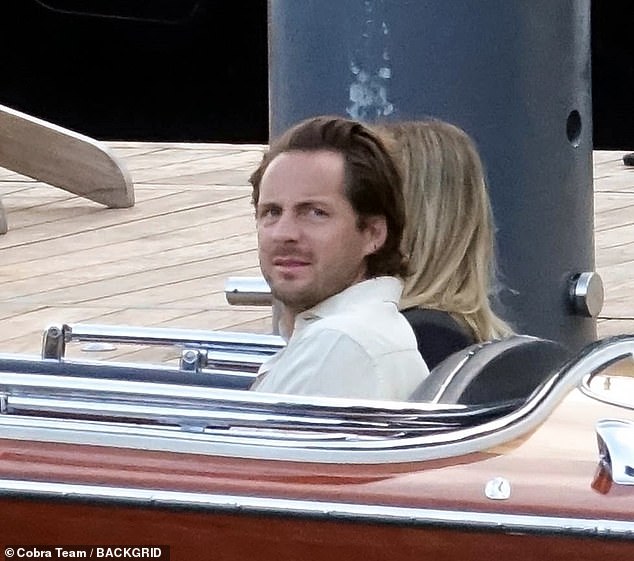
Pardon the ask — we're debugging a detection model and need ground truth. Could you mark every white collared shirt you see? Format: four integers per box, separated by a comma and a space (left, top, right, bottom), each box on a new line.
251, 277, 429, 400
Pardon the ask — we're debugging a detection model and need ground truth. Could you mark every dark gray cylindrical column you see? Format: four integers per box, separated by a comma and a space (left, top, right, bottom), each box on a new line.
269, 0, 598, 351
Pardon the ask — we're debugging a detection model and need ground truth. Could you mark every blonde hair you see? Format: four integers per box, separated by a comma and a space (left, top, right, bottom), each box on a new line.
377, 119, 513, 341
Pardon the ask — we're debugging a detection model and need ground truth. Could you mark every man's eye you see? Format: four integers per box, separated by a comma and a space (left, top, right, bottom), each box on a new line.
259, 207, 281, 219
309, 207, 328, 218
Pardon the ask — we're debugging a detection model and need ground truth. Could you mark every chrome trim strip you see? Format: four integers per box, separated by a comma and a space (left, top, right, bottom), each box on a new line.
1, 479, 633, 538
66, 323, 285, 351
0, 371, 466, 413
429, 351, 475, 404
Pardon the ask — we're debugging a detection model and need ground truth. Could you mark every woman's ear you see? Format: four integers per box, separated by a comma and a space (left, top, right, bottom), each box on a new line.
363, 215, 388, 256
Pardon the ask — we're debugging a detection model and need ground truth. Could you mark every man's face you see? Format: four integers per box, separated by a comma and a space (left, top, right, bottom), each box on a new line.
256, 150, 386, 314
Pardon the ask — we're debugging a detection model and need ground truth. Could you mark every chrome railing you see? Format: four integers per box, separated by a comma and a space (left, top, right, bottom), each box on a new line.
41, 323, 284, 371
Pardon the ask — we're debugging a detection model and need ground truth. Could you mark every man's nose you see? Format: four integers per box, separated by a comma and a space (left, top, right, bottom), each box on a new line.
271, 212, 300, 242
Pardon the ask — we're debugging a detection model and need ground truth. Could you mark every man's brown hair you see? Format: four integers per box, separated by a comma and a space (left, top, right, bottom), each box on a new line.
250, 116, 408, 278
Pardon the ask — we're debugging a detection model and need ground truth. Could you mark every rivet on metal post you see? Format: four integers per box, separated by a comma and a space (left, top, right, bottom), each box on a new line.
41, 324, 68, 360
180, 349, 208, 373
569, 272, 604, 317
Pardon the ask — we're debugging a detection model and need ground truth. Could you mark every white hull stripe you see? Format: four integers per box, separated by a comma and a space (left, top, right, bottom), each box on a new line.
1, 479, 633, 539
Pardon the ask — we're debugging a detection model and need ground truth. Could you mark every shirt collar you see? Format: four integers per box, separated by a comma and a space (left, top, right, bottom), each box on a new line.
293, 276, 403, 330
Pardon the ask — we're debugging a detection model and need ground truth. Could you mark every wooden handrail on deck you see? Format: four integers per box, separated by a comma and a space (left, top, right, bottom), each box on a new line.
0, 103, 135, 234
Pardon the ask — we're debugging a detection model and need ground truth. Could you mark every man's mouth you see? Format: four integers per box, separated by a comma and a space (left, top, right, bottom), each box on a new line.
272, 256, 310, 269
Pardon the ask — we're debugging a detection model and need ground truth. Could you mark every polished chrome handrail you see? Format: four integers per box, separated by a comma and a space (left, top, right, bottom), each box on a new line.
41, 323, 285, 361
0, 370, 516, 450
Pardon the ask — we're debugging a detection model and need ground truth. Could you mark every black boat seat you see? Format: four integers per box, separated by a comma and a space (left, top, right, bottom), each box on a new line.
409, 334, 571, 404
401, 307, 475, 370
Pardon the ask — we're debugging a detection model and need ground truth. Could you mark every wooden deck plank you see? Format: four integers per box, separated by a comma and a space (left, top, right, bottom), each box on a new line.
0, 237, 258, 299
1, 227, 256, 283
2, 188, 249, 236
0, 196, 253, 266
594, 192, 634, 216
594, 172, 634, 192
592, 151, 631, 167
595, 228, 634, 268
597, 318, 634, 336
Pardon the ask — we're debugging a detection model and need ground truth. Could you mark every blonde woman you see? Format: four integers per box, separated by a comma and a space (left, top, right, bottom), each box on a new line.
377, 119, 513, 368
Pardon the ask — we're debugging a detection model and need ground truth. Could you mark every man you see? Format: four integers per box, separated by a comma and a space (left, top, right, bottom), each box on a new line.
249, 116, 428, 400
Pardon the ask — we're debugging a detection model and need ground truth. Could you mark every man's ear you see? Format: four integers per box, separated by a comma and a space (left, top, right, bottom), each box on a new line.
362, 215, 388, 256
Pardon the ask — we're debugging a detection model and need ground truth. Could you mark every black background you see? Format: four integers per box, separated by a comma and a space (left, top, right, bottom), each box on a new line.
0, 0, 631, 148
0, 0, 269, 142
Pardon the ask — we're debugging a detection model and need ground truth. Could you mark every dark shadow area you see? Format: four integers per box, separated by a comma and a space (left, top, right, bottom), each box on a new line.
0, 1, 630, 147
591, 1, 633, 149
0, 0, 269, 143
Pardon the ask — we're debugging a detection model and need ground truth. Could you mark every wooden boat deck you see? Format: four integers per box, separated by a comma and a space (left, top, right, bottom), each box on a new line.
0, 143, 633, 363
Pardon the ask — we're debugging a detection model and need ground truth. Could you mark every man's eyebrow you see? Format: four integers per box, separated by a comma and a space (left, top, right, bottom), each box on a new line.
258, 198, 333, 208
295, 199, 331, 208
